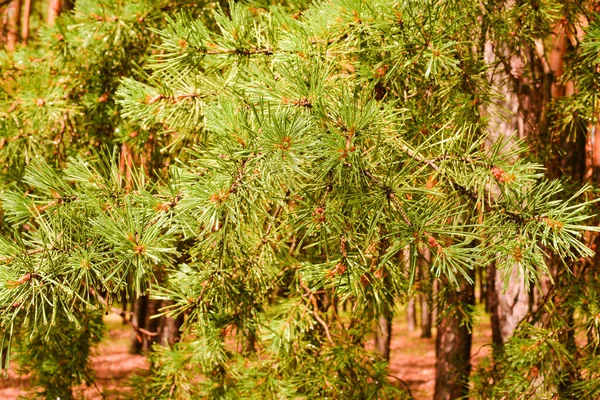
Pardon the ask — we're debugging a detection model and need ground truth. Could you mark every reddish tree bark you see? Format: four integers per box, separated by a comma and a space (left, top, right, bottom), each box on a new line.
21, 0, 30, 44
6, 0, 21, 51
47, 0, 61, 25
434, 273, 474, 400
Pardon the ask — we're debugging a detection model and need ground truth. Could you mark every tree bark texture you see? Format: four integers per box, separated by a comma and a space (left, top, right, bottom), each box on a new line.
432, 278, 438, 324
142, 298, 162, 352
483, 39, 532, 346
493, 267, 529, 344
434, 273, 474, 400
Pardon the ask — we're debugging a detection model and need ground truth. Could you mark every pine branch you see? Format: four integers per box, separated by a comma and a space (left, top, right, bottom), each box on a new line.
204, 47, 274, 56
363, 168, 412, 226
300, 280, 334, 345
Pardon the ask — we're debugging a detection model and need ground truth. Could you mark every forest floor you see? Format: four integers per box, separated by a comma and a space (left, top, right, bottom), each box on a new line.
0, 304, 492, 399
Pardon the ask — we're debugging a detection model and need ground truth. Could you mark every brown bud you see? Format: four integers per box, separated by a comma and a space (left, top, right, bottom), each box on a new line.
427, 235, 439, 249
491, 166, 507, 182
313, 206, 326, 223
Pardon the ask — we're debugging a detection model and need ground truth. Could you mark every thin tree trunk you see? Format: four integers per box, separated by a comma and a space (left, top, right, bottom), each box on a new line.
142, 298, 162, 352
434, 272, 475, 400
375, 248, 394, 360
20, 0, 30, 44
420, 247, 432, 338
47, 0, 61, 26
130, 295, 148, 354
130, 297, 183, 352
404, 245, 417, 332
432, 278, 438, 323
406, 297, 416, 332
420, 294, 431, 339
6, 0, 21, 51
487, 262, 502, 347
159, 314, 182, 346
122, 294, 128, 325
478, 266, 486, 304
375, 307, 393, 361
493, 266, 529, 344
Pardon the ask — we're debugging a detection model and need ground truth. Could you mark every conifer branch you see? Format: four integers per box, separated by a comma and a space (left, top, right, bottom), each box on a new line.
363, 168, 412, 226
300, 280, 334, 345
397, 142, 440, 171
204, 47, 274, 56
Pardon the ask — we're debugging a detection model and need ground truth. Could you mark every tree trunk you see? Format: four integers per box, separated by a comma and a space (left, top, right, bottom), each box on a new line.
484, 38, 534, 346
406, 296, 416, 332
47, 0, 61, 26
159, 310, 183, 346
420, 247, 432, 338
130, 295, 148, 354
122, 293, 129, 325
6, 0, 21, 51
420, 295, 431, 339
375, 308, 393, 361
130, 296, 183, 353
478, 266, 486, 305
487, 262, 503, 347
404, 244, 417, 332
142, 298, 162, 352
434, 272, 474, 400
493, 267, 529, 344
20, 0, 30, 44
432, 278, 438, 324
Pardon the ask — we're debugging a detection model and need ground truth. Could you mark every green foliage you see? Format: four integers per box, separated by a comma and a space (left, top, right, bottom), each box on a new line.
1, 0, 600, 398
132, 338, 407, 399
15, 309, 104, 400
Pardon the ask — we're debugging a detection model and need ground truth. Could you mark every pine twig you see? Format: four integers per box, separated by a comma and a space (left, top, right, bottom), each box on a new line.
363, 168, 412, 226
300, 280, 334, 345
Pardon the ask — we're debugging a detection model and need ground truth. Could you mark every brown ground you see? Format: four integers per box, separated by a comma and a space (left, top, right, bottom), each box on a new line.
0, 307, 492, 399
